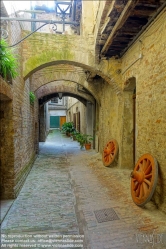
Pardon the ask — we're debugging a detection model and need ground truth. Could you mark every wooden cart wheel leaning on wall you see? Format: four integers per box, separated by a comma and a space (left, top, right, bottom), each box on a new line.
130, 153, 158, 207
102, 139, 119, 166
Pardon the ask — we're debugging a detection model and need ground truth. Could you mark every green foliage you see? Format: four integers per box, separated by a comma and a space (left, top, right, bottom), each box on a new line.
76, 133, 93, 149
61, 122, 75, 134
83, 134, 93, 144
76, 133, 85, 149
0, 38, 18, 80
29, 91, 36, 105
71, 130, 80, 136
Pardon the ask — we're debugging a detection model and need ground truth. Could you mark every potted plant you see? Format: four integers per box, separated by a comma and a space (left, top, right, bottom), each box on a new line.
83, 134, 93, 150
76, 133, 85, 149
61, 122, 75, 136
71, 130, 79, 141
0, 38, 18, 82
76, 133, 93, 150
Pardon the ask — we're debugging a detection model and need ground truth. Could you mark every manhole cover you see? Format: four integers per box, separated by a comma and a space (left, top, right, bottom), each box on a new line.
94, 208, 119, 223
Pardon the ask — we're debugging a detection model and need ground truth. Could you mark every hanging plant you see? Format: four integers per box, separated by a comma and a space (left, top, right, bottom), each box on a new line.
0, 38, 18, 81
29, 91, 36, 105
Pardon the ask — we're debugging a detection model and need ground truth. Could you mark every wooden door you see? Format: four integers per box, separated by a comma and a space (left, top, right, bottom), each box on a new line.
73, 113, 76, 129
76, 112, 80, 132
60, 116, 66, 129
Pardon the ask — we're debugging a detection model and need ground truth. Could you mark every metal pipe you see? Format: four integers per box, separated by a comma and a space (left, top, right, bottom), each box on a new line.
72, 0, 76, 21
0, 17, 79, 25
120, 2, 166, 57
55, 1, 72, 5
16, 10, 46, 14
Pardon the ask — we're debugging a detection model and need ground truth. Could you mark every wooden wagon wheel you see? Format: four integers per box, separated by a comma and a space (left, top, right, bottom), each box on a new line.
131, 153, 158, 207
102, 139, 118, 166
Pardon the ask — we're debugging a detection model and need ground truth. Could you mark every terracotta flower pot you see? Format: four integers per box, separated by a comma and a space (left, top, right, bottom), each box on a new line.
85, 143, 91, 150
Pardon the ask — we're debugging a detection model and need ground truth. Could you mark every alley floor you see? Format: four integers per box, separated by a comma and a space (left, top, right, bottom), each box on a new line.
1, 130, 166, 249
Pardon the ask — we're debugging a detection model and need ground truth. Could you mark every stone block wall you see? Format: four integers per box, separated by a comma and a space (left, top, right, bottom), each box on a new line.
97, 80, 123, 167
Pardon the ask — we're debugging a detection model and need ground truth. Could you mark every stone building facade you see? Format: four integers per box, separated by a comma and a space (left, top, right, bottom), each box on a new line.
0, 1, 166, 213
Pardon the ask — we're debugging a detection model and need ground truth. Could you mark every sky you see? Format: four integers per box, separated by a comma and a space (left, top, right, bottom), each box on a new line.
3, 1, 56, 15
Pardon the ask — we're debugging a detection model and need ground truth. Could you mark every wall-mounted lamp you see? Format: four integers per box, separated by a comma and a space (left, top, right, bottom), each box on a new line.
58, 92, 63, 99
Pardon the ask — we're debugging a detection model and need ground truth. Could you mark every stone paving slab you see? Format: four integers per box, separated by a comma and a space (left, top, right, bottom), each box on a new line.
1, 130, 166, 249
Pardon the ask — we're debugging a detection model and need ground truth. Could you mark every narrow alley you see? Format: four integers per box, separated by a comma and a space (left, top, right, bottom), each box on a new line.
1, 130, 166, 249
1, 1, 166, 249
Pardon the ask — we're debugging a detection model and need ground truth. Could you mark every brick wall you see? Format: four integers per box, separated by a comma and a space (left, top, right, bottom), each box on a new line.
0, 97, 14, 198
0, 19, 39, 198
121, 10, 166, 213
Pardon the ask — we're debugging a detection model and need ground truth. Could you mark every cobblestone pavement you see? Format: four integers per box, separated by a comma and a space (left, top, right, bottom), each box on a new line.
1, 130, 166, 249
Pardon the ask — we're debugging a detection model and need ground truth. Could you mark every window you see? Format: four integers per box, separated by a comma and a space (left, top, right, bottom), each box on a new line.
51, 97, 58, 103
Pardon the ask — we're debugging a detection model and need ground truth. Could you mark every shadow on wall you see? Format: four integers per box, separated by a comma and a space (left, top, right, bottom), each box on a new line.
152, 163, 165, 210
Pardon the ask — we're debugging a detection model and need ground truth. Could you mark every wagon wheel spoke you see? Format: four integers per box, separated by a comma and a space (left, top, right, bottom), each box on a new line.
145, 173, 152, 179
144, 179, 151, 186
139, 163, 143, 172
134, 182, 139, 191
145, 164, 152, 175
144, 159, 150, 172
136, 184, 140, 197
142, 182, 148, 194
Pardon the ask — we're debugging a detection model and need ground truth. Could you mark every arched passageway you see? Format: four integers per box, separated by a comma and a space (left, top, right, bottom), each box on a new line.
37, 83, 97, 147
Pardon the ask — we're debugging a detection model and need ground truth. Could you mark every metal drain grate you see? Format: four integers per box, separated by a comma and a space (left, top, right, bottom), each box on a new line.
94, 208, 119, 223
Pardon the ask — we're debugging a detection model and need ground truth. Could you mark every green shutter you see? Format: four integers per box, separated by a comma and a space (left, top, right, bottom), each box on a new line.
50, 116, 60, 128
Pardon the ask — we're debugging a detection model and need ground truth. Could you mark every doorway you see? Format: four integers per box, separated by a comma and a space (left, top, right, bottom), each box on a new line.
122, 77, 136, 168
60, 116, 66, 129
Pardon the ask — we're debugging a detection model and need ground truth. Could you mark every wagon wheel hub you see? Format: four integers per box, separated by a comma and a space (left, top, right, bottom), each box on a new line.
104, 148, 111, 156
131, 170, 145, 184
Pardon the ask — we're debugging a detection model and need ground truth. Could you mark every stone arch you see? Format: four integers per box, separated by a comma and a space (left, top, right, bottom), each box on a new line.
26, 60, 122, 94
31, 67, 100, 104
36, 81, 96, 105
22, 32, 95, 79
22, 31, 122, 94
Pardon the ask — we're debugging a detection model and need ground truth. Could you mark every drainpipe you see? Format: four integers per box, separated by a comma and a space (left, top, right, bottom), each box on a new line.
72, 0, 76, 21
120, 2, 166, 57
